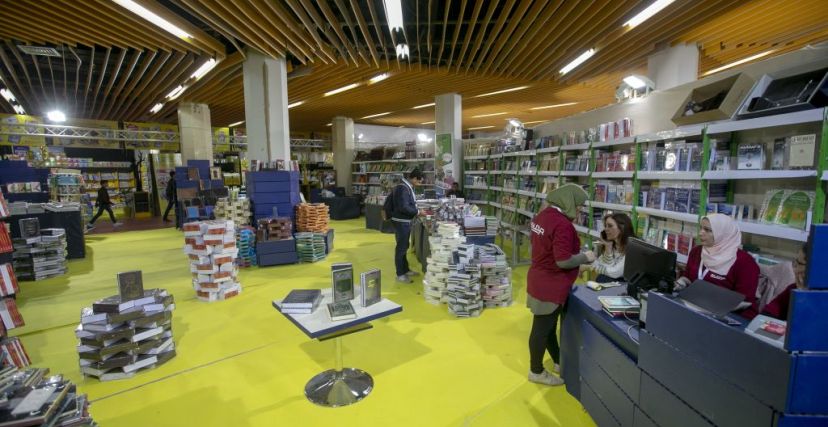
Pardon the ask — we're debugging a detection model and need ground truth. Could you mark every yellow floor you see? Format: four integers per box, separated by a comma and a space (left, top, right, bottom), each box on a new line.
13, 219, 596, 427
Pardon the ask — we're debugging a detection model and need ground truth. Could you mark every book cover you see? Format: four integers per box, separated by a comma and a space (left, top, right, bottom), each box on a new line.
281, 289, 322, 309
737, 143, 764, 170
775, 190, 814, 229
331, 264, 354, 302
360, 269, 382, 307
771, 138, 786, 170
598, 296, 640, 310
117, 271, 144, 302
759, 189, 786, 223
92, 295, 135, 314
18, 218, 40, 239
187, 167, 200, 181
786, 134, 816, 168
327, 300, 357, 322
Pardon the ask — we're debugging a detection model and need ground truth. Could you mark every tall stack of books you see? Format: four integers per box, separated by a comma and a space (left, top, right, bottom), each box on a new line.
485, 216, 499, 236
182, 220, 242, 302
76, 271, 176, 381
296, 203, 330, 233
447, 262, 483, 318
423, 225, 466, 305
478, 245, 512, 308
463, 216, 486, 236
12, 226, 68, 281
236, 226, 257, 268
0, 367, 97, 425
214, 196, 251, 226
295, 232, 327, 262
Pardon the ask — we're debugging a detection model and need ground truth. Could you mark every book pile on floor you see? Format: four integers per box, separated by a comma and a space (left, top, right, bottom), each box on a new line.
478, 245, 512, 308
295, 203, 329, 233
76, 271, 176, 381
12, 225, 68, 281
0, 366, 97, 425
236, 226, 257, 268
447, 243, 483, 317
423, 223, 466, 305
182, 220, 242, 302
257, 217, 293, 241
214, 196, 251, 226
0, 336, 30, 368
295, 232, 327, 262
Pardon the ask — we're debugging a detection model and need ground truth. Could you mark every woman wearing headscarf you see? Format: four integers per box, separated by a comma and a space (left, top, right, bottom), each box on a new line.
527, 184, 595, 386
677, 213, 760, 319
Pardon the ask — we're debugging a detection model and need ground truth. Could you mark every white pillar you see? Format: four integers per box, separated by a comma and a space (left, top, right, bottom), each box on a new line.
434, 93, 462, 194
332, 116, 355, 195
647, 43, 699, 90
243, 50, 291, 163
178, 102, 212, 163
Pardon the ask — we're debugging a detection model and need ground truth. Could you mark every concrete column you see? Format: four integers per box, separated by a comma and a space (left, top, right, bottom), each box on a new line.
243, 50, 291, 163
177, 102, 212, 163
331, 116, 355, 195
435, 93, 462, 194
647, 43, 699, 90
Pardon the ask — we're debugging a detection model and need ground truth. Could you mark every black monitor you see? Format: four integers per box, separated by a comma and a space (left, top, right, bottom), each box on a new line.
623, 238, 677, 298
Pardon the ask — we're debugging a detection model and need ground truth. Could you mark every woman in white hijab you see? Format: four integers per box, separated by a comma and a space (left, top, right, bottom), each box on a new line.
677, 213, 761, 319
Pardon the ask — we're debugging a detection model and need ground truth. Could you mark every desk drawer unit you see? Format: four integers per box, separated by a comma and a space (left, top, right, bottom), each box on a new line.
580, 350, 635, 426
639, 372, 713, 427
581, 379, 622, 427
581, 319, 640, 401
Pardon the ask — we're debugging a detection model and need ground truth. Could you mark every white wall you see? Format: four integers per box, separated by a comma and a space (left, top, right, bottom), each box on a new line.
353, 123, 435, 144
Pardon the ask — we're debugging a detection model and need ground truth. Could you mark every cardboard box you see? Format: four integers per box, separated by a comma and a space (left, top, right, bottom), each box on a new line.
672, 73, 755, 126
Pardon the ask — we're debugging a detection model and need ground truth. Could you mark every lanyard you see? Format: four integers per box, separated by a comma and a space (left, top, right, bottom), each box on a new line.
698, 263, 710, 280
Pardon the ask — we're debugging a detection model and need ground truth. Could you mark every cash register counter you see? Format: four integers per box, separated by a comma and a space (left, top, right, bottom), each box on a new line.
561, 286, 827, 427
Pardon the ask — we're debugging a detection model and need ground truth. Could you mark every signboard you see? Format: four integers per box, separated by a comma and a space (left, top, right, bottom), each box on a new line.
123, 122, 179, 151
0, 114, 45, 146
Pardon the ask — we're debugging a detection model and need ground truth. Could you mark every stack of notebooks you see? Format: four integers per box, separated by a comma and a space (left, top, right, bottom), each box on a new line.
182, 220, 242, 302
597, 296, 641, 317
12, 227, 68, 281
294, 232, 327, 262
236, 226, 257, 268
423, 232, 466, 305
0, 367, 96, 426
76, 272, 176, 381
296, 203, 330, 233
446, 267, 483, 318
214, 196, 251, 226
279, 289, 323, 314
478, 245, 512, 308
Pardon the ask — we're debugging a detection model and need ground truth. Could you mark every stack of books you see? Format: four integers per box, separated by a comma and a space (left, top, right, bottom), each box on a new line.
236, 226, 257, 268
0, 366, 97, 425
295, 232, 327, 262
478, 244, 512, 308
76, 272, 176, 381
214, 196, 251, 226
257, 217, 293, 241
0, 263, 19, 297
182, 220, 242, 302
296, 203, 330, 233
598, 296, 641, 317
423, 231, 466, 305
279, 289, 323, 314
463, 216, 486, 236
0, 297, 25, 331
0, 224, 13, 253
446, 267, 483, 318
12, 227, 68, 281
0, 337, 30, 368
485, 216, 499, 236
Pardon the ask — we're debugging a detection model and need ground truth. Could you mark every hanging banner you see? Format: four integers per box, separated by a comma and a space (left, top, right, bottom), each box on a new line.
0, 114, 46, 146
213, 127, 230, 153
123, 122, 180, 152
50, 118, 120, 149
435, 133, 455, 195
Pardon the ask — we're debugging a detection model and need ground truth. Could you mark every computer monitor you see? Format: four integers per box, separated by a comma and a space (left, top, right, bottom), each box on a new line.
623, 238, 677, 298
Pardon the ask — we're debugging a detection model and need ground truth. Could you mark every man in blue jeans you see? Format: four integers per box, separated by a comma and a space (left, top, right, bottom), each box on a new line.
389, 168, 424, 283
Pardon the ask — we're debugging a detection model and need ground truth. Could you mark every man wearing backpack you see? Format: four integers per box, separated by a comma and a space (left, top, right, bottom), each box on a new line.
388, 168, 424, 283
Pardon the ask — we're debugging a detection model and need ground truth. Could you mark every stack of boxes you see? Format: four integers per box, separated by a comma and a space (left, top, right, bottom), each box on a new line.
214, 195, 251, 226
182, 220, 242, 302
246, 171, 301, 223
296, 203, 330, 233
255, 217, 298, 266
294, 232, 327, 262
236, 226, 257, 267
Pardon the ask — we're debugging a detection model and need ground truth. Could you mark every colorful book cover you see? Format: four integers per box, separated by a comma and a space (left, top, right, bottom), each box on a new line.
759, 190, 786, 223
775, 190, 814, 229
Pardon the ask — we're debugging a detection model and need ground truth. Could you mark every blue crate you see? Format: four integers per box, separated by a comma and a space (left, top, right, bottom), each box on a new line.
787, 290, 828, 352
805, 224, 827, 289
249, 190, 300, 204
258, 251, 298, 266
257, 239, 297, 255
246, 171, 300, 183
787, 353, 828, 414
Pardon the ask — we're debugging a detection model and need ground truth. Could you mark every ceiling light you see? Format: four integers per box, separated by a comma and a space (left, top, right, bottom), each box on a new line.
46, 110, 66, 122
0, 89, 15, 103
624, 0, 676, 29
12, 105, 25, 115
361, 112, 392, 119
522, 120, 547, 125
468, 126, 495, 130
357, 133, 364, 140
288, 101, 304, 109
472, 112, 508, 118
326, 123, 332, 126
413, 103, 435, 109
228, 120, 244, 127
623, 75, 648, 89
324, 83, 359, 97
166, 85, 185, 100
560, 49, 595, 75
191, 58, 217, 80
530, 102, 578, 110
113, 0, 192, 39
702, 50, 775, 76
417, 133, 433, 142
421, 121, 435, 125
508, 119, 522, 127
369, 73, 389, 84
150, 103, 163, 114
396, 44, 409, 59
473, 86, 530, 98
383, 0, 404, 31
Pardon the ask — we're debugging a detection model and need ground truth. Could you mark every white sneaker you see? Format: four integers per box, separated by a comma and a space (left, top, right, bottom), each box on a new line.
528, 370, 564, 386
552, 363, 560, 374
396, 275, 412, 283
113, 222, 124, 227
405, 270, 420, 277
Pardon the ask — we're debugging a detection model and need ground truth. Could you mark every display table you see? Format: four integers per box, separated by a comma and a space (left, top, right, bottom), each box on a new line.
8, 210, 85, 259
321, 196, 361, 220
272, 291, 402, 407
364, 204, 394, 233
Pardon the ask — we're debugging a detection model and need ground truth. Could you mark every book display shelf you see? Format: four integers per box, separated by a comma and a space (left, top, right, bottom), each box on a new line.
0, 191, 30, 369
53, 158, 135, 211
463, 107, 828, 266
352, 158, 436, 207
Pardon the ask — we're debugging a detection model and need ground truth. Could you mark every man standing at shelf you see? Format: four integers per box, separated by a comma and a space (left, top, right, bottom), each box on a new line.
389, 168, 424, 283
162, 171, 177, 226
87, 180, 121, 230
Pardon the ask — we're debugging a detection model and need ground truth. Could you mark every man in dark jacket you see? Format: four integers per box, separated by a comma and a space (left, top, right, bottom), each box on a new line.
88, 180, 120, 229
390, 168, 424, 283
163, 171, 177, 223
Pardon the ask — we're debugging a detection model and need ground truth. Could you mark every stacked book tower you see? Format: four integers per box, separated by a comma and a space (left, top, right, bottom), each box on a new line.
182, 220, 242, 302
236, 226, 257, 267
12, 219, 68, 281
446, 243, 484, 317
214, 196, 251, 226
76, 271, 176, 381
0, 191, 29, 369
296, 203, 330, 233
423, 223, 466, 305
0, 367, 98, 425
485, 216, 499, 236
294, 232, 327, 262
478, 245, 513, 308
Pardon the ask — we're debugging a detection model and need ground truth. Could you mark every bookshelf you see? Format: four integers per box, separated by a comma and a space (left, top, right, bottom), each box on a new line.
351, 158, 436, 206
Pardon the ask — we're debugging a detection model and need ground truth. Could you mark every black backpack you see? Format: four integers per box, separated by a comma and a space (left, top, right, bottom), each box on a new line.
382, 190, 394, 220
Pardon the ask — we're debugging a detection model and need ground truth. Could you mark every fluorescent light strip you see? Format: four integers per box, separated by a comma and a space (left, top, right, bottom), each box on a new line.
624, 0, 676, 29
0, 88, 15, 103
468, 126, 494, 130
361, 112, 392, 119
288, 101, 304, 109
560, 49, 595, 75
702, 50, 775, 76
113, 0, 191, 39
369, 73, 389, 84
412, 103, 435, 109
166, 85, 185, 100
149, 103, 164, 114
191, 58, 217, 80
324, 83, 360, 97
421, 121, 435, 125
473, 86, 530, 98
228, 121, 244, 127
383, 0, 404, 31
472, 112, 508, 118
522, 120, 547, 125
326, 123, 332, 127
530, 102, 577, 110
13, 105, 25, 115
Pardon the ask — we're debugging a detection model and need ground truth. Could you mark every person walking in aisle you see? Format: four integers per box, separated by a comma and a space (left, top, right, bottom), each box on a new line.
162, 171, 177, 224
389, 168, 424, 283
87, 180, 122, 230
527, 184, 595, 386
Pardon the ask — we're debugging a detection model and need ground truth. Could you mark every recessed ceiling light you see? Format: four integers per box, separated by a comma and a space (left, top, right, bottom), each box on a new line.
701, 50, 775, 76
324, 83, 360, 97
228, 120, 244, 127
473, 86, 530, 98
472, 112, 508, 118
421, 121, 435, 125
191, 58, 217, 80
149, 103, 163, 114
622, 75, 648, 89
369, 73, 390, 84
288, 101, 304, 109
468, 126, 495, 130
47, 110, 66, 122
529, 102, 578, 110
412, 103, 435, 109
361, 112, 392, 119
560, 49, 595, 75
624, 0, 676, 29
113, 0, 192, 39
